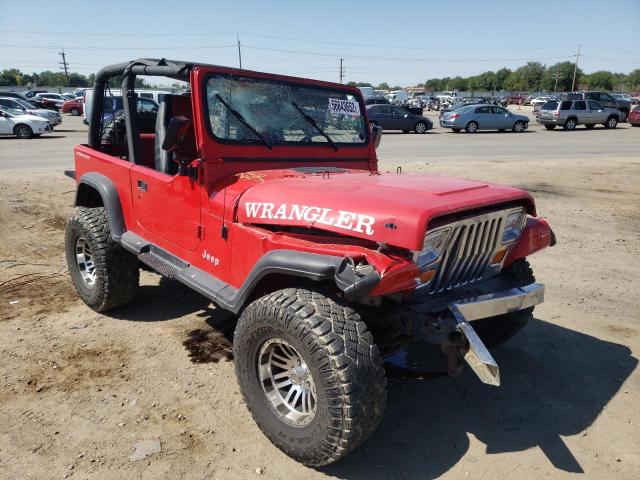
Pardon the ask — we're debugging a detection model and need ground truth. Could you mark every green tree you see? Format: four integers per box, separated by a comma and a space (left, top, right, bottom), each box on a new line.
542, 61, 583, 91
377, 82, 390, 90
0, 68, 23, 86
494, 68, 512, 91
586, 70, 616, 90
626, 69, 640, 89
447, 76, 468, 91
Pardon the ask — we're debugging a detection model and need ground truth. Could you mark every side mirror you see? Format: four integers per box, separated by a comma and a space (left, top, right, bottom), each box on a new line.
372, 124, 383, 149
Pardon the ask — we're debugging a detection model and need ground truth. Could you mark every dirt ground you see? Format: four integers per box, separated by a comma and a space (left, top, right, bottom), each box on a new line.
1, 112, 639, 479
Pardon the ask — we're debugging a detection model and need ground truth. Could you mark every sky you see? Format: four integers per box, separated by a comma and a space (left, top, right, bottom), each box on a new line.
0, 0, 639, 86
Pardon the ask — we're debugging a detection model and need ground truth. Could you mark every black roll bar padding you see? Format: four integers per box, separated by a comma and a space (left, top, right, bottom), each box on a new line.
87, 58, 192, 149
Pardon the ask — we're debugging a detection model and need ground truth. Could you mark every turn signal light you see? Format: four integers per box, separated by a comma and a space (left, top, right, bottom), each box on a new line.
491, 249, 507, 264
419, 269, 436, 284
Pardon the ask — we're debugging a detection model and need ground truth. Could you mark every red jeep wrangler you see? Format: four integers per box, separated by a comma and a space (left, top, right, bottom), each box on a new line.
65, 59, 555, 466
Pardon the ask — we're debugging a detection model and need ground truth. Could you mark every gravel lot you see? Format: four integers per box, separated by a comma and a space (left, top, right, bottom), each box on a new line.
1, 108, 639, 480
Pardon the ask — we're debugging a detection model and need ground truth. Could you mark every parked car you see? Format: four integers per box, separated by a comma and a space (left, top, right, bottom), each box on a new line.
364, 96, 389, 106
24, 90, 47, 98
628, 105, 640, 126
566, 91, 631, 122
440, 104, 529, 133
531, 96, 556, 110
61, 97, 84, 116
0, 105, 51, 138
0, 97, 62, 127
32, 93, 70, 110
137, 90, 171, 103
0, 91, 40, 107
366, 104, 432, 133
536, 99, 619, 130
505, 93, 526, 104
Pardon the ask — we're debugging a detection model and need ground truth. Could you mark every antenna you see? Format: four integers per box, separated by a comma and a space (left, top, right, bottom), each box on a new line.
58, 48, 70, 87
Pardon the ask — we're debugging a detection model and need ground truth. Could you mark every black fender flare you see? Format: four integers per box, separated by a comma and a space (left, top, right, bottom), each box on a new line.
75, 172, 125, 241
228, 250, 381, 312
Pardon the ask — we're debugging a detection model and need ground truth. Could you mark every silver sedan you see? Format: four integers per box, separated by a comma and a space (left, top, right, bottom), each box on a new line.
440, 104, 529, 133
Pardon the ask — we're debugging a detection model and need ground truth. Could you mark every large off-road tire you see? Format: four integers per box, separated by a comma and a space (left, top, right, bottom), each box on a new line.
101, 110, 128, 149
234, 288, 387, 467
470, 259, 535, 347
65, 207, 139, 312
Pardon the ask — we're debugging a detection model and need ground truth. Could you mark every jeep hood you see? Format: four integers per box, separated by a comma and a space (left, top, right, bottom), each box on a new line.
234, 170, 534, 251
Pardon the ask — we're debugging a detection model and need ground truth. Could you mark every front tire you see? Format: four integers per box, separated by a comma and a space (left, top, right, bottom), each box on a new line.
471, 259, 535, 347
512, 120, 525, 132
70, 108, 80, 116
604, 116, 618, 129
14, 124, 33, 138
465, 121, 478, 133
414, 121, 427, 134
65, 207, 139, 312
234, 288, 386, 467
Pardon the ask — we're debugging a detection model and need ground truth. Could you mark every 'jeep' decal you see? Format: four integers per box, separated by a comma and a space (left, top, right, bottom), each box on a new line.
244, 203, 375, 236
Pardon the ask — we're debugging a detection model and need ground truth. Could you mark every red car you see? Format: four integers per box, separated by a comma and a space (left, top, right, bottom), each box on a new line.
628, 105, 640, 126
61, 97, 84, 116
506, 93, 526, 104
65, 58, 554, 467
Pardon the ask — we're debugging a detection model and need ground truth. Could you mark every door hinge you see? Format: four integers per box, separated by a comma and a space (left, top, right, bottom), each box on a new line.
197, 225, 205, 240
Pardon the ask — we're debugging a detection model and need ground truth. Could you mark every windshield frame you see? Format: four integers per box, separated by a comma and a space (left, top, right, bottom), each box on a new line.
201, 72, 369, 149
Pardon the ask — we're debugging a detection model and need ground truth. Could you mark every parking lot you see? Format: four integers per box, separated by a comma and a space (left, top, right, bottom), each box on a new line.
1, 109, 639, 479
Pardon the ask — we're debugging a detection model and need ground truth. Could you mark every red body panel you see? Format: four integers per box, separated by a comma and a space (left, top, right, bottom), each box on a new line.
74, 63, 552, 300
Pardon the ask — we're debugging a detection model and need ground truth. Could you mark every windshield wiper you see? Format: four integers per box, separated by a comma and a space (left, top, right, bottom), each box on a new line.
291, 101, 338, 151
215, 94, 272, 149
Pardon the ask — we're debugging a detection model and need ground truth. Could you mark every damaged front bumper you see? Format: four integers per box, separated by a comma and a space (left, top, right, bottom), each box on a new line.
448, 283, 545, 386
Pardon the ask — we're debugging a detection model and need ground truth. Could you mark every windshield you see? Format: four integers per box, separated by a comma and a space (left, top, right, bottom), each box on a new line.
205, 74, 368, 146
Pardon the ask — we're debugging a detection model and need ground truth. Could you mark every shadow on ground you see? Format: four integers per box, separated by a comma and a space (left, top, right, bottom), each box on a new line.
322, 318, 637, 479
106, 281, 637, 479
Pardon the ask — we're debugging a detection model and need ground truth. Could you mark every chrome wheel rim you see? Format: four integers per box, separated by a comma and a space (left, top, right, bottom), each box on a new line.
75, 237, 96, 287
258, 338, 317, 427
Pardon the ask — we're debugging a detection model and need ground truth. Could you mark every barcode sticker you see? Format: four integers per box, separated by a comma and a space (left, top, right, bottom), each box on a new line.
328, 98, 360, 117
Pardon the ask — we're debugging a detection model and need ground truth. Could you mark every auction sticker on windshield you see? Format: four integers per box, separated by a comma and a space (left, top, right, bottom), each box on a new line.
328, 98, 361, 117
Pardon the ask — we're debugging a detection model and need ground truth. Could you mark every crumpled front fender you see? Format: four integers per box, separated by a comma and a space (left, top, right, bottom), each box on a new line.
505, 217, 555, 266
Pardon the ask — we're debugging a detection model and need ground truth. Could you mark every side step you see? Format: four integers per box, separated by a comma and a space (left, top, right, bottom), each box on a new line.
120, 231, 238, 310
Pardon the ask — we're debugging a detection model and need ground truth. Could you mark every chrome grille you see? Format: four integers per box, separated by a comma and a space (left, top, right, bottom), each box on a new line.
427, 210, 510, 294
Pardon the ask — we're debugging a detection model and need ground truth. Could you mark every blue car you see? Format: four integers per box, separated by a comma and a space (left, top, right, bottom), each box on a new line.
440, 104, 529, 133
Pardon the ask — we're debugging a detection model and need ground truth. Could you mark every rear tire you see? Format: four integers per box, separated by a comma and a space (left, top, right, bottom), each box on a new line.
563, 118, 577, 131
65, 207, 139, 312
544, 124, 556, 130
234, 288, 386, 467
14, 124, 33, 139
465, 121, 478, 133
471, 259, 535, 347
604, 116, 618, 129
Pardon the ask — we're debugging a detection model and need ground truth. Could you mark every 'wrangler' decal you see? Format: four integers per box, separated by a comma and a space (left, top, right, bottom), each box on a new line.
244, 202, 375, 236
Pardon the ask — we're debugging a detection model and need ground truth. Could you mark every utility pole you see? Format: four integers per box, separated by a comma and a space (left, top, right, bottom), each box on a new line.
58, 48, 70, 87
339, 58, 344, 84
571, 44, 581, 91
237, 34, 242, 69
551, 66, 562, 92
